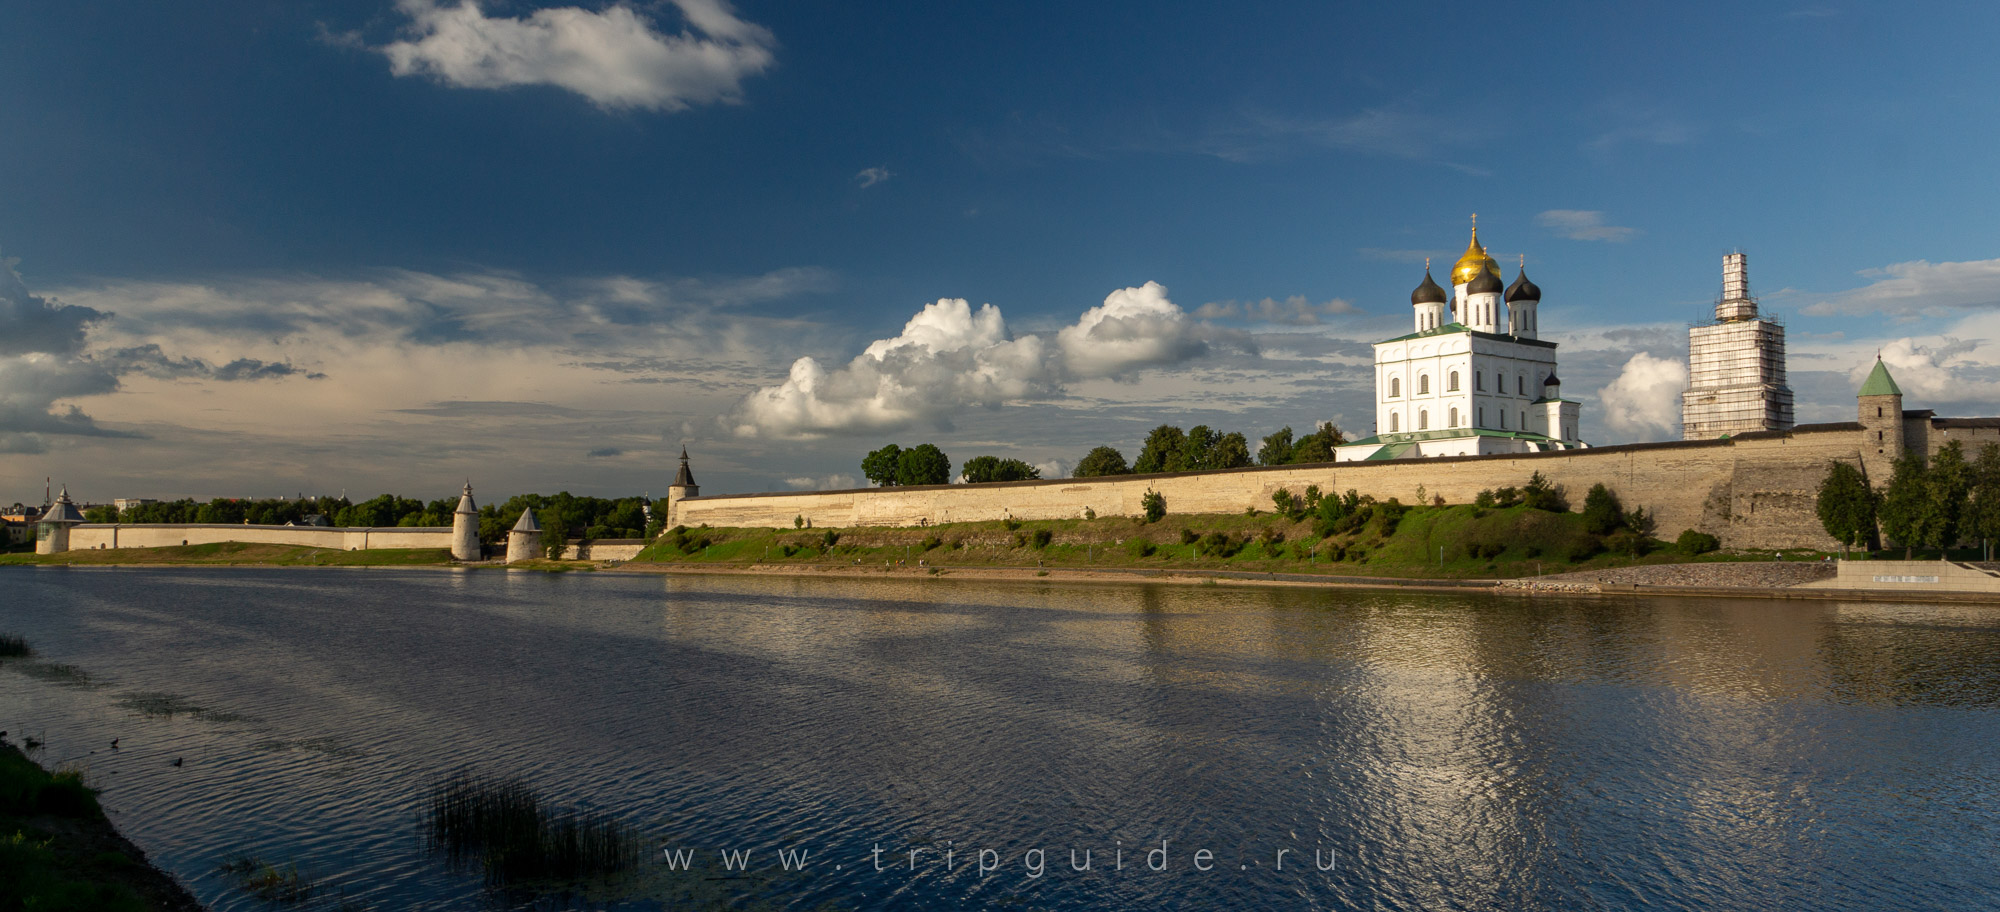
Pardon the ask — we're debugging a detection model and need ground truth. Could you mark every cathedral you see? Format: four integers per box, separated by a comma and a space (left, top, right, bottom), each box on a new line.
1335, 224, 1586, 462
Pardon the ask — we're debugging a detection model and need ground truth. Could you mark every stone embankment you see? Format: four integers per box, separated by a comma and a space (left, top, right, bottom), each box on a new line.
1500, 560, 1838, 593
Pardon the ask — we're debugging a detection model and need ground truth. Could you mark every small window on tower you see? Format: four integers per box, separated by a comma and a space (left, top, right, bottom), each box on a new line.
1448, 371, 1460, 391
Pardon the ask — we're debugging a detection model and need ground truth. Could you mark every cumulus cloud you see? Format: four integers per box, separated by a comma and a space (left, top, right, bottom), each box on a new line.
1802, 258, 2000, 317
1855, 337, 2000, 402
854, 167, 893, 188
1599, 352, 1687, 440
0, 255, 103, 356
1195, 295, 1359, 325
1536, 210, 1639, 243
784, 473, 858, 491
731, 282, 1206, 439
380, 0, 776, 112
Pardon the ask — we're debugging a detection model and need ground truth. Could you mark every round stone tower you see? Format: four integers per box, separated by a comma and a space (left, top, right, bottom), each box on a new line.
665, 448, 698, 529
35, 486, 84, 555
451, 482, 481, 561
506, 507, 543, 563
1857, 356, 1905, 483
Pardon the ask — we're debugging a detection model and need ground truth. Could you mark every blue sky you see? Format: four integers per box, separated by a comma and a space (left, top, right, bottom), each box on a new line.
5, 0, 2000, 501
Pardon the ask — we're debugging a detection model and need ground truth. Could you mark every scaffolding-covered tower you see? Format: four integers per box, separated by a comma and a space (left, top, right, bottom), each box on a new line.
1681, 252, 1794, 439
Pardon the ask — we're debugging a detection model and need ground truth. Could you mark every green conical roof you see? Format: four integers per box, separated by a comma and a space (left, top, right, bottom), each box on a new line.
1858, 358, 1902, 397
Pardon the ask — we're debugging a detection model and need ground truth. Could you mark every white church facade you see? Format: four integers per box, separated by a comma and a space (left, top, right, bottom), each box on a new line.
1335, 225, 1586, 462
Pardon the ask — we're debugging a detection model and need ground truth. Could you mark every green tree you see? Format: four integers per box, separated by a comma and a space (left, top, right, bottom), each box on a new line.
83, 505, 117, 523
1141, 489, 1166, 523
1581, 483, 1626, 535
1927, 440, 1972, 552
1074, 446, 1131, 477
1878, 451, 1929, 558
1180, 426, 1220, 470
1288, 422, 1345, 464
896, 444, 952, 486
1257, 427, 1295, 466
1967, 444, 2000, 561
1815, 460, 1878, 556
1210, 432, 1253, 470
962, 456, 1041, 483
1133, 425, 1187, 474
1521, 472, 1569, 512
862, 444, 904, 487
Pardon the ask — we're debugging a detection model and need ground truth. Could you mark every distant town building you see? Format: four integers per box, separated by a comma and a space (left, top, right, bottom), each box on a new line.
1682, 253, 1794, 439
1336, 222, 1585, 461
113, 498, 157, 511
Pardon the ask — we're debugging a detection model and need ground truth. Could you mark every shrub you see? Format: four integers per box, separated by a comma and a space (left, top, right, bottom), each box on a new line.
822, 530, 841, 549
920, 535, 942, 552
1179, 528, 1200, 545
1676, 529, 1720, 554
1030, 529, 1053, 549
793, 515, 805, 529
1197, 532, 1243, 558
1141, 490, 1167, 523
1002, 518, 1022, 531
1582, 483, 1626, 535
1083, 507, 1096, 520
1605, 530, 1652, 556
1474, 489, 1496, 508
1258, 527, 1285, 546
1127, 538, 1157, 558
1271, 489, 1297, 518
1011, 532, 1028, 548
1523, 472, 1569, 512
1491, 486, 1522, 508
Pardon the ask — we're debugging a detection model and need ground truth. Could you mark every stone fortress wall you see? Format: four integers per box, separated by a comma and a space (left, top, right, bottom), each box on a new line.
673, 423, 1893, 551
67, 523, 455, 552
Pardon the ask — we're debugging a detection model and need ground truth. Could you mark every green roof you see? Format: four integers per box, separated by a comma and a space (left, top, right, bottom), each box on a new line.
1858, 358, 1902, 397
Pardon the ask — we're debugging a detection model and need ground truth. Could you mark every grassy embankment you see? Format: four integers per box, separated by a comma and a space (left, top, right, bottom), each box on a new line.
0, 541, 452, 567
1, 636, 199, 911
635, 502, 1835, 580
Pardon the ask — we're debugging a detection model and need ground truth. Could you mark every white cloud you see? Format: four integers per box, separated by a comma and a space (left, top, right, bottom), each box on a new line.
1535, 210, 1639, 243
1056, 281, 1202, 379
1801, 257, 2000, 317
730, 283, 1206, 439
854, 167, 893, 188
1195, 295, 1359, 326
380, 0, 776, 112
1598, 352, 1687, 440
1855, 337, 2000, 402
785, 473, 858, 491
1033, 457, 1069, 480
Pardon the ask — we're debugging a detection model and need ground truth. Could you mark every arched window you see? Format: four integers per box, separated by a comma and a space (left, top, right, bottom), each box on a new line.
1419, 410, 1429, 430
1477, 407, 1485, 427
1389, 377, 1401, 398
1475, 371, 1485, 391
1517, 375, 1526, 395
1449, 407, 1459, 427
1447, 371, 1459, 391
1418, 375, 1430, 395
1520, 411, 1527, 430
1877, 406, 1883, 417
1500, 411, 1507, 429
1391, 413, 1400, 433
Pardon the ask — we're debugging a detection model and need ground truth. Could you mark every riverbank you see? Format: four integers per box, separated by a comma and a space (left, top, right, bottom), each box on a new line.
0, 542, 451, 567
0, 739, 204, 911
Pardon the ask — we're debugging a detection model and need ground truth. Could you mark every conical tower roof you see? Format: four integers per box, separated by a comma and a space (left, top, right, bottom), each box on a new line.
511, 509, 541, 532
41, 486, 84, 524
455, 481, 477, 514
673, 448, 696, 487
1858, 357, 1903, 397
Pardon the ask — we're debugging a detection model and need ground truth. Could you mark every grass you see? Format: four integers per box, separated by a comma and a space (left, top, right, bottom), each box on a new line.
425, 771, 644, 887
631, 505, 1837, 580
0, 542, 453, 567
0, 742, 148, 912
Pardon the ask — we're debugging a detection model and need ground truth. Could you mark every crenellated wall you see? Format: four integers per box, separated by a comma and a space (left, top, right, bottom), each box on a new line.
68, 524, 456, 552
673, 425, 1872, 550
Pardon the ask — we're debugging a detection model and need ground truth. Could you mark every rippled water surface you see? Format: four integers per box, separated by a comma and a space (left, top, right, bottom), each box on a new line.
3, 568, 1999, 910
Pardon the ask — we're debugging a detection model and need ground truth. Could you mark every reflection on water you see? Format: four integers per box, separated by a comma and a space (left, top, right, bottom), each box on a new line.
2, 569, 1998, 911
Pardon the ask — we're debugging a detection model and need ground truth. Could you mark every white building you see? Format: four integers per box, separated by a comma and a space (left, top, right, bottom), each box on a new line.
1681, 252, 1793, 439
1336, 225, 1586, 462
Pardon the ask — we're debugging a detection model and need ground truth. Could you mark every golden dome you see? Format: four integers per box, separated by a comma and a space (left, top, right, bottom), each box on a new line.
1450, 227, 1500, 286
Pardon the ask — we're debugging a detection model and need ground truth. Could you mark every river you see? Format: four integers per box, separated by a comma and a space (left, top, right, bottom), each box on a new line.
2, 567, 1996, 910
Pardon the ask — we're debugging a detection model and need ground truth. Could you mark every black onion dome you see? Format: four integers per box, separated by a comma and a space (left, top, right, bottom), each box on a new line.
1466, 265, 1503, 296
1506, 267, 1542, 302
1411, 269, 1446, 305
1542, 372, 1560, 387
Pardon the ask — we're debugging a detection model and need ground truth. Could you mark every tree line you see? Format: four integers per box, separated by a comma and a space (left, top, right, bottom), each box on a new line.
1818, 440, 2000, 559
78, 492, 659, 543
869, 421, 1349, 488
